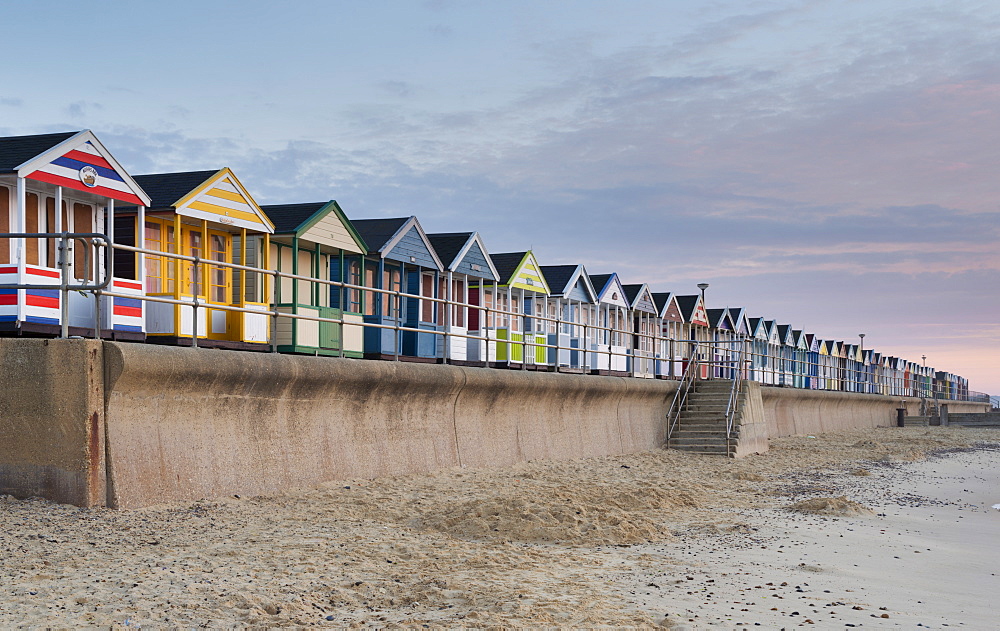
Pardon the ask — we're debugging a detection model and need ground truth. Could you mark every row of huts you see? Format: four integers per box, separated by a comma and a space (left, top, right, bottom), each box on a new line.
0, 130, 972, 400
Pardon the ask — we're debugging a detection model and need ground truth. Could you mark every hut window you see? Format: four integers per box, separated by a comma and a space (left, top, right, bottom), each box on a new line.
363, 264, 377, 316
0, 186, 9, 264
208, 232, 229, 303
420, 272, 434, 323
436, 277, 447, 325
451, 278, 465, 327
383, 266, 401, 317
143, 218, 176, 294
72, 203, 93, 280
25, 193, 39, 266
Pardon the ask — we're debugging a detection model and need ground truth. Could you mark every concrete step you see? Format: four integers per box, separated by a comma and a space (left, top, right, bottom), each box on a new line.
669, 437, 730, 446
675, 423, 730, 432
678, 412, 728, 421
668, 443, 734, 455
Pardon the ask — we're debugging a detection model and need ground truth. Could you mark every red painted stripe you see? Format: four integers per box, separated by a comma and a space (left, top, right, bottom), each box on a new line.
113, 280, 143, 290
113, 305, 142, 317
26, 267, 60, 278
0, 295, 16, 305
62, 149, 114, 170
26, 171, 144, 206
0, 266, 17, 274
26, 295, 59, 309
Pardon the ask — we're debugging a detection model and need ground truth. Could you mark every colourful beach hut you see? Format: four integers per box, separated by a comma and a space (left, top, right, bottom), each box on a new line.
539, 264, 597, 371
674, 294, 711, 378
473, 251, 550, 367
427, 232, 499, 364
588, 273, 630, 375
0, 130, 150, 337
652, 292, 684, 379
114, 168, 274, 348
622, 283, 658, 378
258, 201, 368, 356
341, 217, 444, 361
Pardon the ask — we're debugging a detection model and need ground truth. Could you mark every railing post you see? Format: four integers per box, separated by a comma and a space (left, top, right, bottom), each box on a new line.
191, 252, 199, 349
59, 232, 69, 338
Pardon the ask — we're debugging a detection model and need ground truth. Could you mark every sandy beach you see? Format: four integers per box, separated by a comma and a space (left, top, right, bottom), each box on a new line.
0, 426, 997, 628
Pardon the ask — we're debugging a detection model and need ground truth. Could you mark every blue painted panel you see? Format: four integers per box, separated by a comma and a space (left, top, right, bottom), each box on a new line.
384, 226, 438, 268
565, 278, 590, 302
363, 314, 402, 355
452, 240, 496, 281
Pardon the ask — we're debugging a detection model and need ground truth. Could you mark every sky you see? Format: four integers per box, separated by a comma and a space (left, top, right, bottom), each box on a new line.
2, 0, 998, 395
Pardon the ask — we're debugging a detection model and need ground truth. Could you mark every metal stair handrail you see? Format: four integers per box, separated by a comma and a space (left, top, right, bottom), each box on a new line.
725, 337, 748, 440
666, 347, 701, 439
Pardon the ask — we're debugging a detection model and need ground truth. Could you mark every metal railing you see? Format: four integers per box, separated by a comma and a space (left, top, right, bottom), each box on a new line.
0, 231, 989, 404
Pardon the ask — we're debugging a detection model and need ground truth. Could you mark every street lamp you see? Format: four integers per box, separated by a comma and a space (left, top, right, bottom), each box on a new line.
697, 283, 709, 306
858, 333, 865, 352
922, 354, 926, 367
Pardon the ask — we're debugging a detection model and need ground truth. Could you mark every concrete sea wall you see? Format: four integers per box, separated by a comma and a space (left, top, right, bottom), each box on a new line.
0, 339, 989, 508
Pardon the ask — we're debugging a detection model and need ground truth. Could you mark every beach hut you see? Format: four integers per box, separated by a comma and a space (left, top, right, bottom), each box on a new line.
675, 295, 711, 378
806, 333, 821, 389
622, 283, 658, 378
588, 273, 630, 374
474, 251, 550, 368
342, 217, 445, 361
776, 324, 795, 386
0, 130, 150, 337
539, 264, 597, 371
115, 169, 274, 348
427, 232, 499, 364
706, 308, 735, 378
652, 292, 684, 379
258, 201, 368, 356
792, 330, 809, 388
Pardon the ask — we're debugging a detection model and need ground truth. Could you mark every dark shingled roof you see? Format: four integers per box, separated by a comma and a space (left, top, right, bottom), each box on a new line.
427, 232, 473, 269
622, 283, 646, 305
539, 265, 579, 295
260, 202, 327, 234
675, 295, 700, 321
706, 308, 728, 328
350, 217, 410, 253
777, 324, 792, 342
651, 292, 674, 313
0, 131, 78, 172
490, 252, 528, 284
748, 317, 762, 333
131, 171, 218, 210
588, 274, 614, 296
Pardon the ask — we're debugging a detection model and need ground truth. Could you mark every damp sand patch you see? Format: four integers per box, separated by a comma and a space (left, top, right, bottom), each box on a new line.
788, 496, 875, 517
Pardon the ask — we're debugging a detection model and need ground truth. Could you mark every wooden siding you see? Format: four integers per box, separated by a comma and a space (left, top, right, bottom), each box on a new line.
565, 278, 591, 302
300, 209, 365, 254
508, 253, 548, 294
452, 239, 494, 280
633, 288, 656, 314
384, 225, 437, 268
175, 171, 271, 232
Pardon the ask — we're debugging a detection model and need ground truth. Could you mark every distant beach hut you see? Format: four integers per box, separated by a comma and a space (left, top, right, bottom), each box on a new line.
652, 292, 684, 379
118, 168, 274, 348
588, 273, 631, 375
792, 329, 809, 388
427, 232, 499, 365
806, 333, 821, 389
0, 130, 150, 337
345, 216, 445, 361
539, 264, 597, 371
622, 283, 658, 378
480, 251, 551, 368
706, 307, 735, 378
675, 294, 711, 378
258, 201, 368, 356
776, 324, 795, 386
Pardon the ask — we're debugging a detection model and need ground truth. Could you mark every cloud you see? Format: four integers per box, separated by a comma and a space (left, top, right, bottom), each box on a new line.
0, 98, 22, 107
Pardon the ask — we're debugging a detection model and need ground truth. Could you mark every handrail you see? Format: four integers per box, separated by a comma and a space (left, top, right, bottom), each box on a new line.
665, 351, 700, 439
724, 338, 747, 439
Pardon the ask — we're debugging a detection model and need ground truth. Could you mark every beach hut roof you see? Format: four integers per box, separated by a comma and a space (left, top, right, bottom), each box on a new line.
622, 283, 657, 314
131, 168, 272, 232
427, 232, 499, 280
651, 292, 684, 322
262, 200, 368, 253
675, 295, 709, 326
491, 251, 550, 293
539, 264, 597, 302
351, 216, 444, 270
0, 130, 150, 206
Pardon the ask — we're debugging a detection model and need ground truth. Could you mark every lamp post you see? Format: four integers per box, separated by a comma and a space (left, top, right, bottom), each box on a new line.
858, 333, 865, 352
697, 283, 709, 308
922, 354, 926, 367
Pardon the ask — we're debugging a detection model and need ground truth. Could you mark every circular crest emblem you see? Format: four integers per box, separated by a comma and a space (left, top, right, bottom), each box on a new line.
79, 166, 98, 187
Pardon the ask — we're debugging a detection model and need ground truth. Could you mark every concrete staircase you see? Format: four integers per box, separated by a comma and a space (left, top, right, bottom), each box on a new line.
666, 380, 737, 456
947, 412, 1000, 428
903, 415, 931, 427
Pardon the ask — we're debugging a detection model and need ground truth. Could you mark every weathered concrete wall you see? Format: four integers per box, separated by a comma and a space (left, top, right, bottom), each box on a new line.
760, 387, 989, 437
0, 339, 106, 506
103, 343, 678, 508
733, 381, 769, 457
103, 343, 466, 509
0, 339, 990, 509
